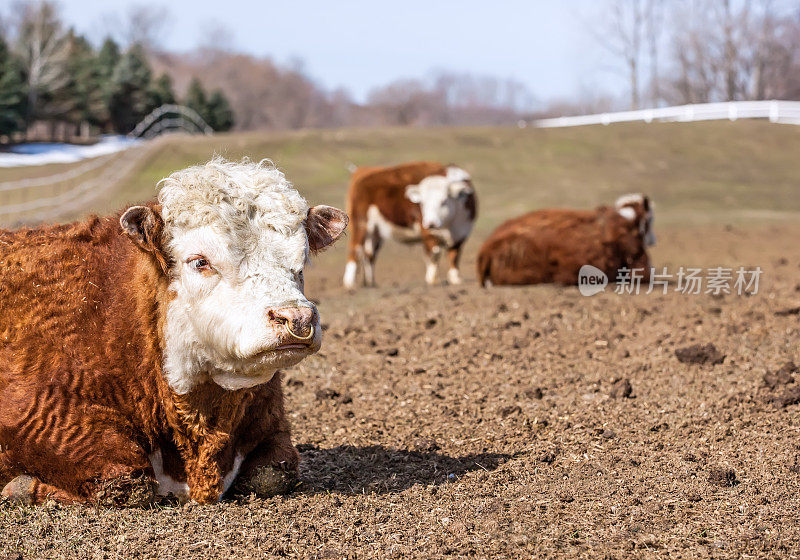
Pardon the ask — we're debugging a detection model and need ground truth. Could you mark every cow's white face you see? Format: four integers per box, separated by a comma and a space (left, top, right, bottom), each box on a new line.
405, 167, 473, 230
121, 159, 347, 394
616, 193, 656, 247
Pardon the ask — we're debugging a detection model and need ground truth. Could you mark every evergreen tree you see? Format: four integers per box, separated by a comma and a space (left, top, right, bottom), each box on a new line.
108, 43, 153, 133
0, 36, 26, 137
205, 89, 234, 131
96, 37, 121, 78
64, 32, 107, 131
184, 77, 208, 125
95, 37, 121, 132
147, 73, 176, 110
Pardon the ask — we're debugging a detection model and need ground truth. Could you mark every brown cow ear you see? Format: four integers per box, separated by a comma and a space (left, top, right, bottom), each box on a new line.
120, 205, 169, 273
306, 205, 348, 252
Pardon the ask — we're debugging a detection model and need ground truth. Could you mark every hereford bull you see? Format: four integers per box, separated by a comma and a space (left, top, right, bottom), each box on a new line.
0, 158, 348, 506
477, 194, 655, 286
343, 161, 477, 289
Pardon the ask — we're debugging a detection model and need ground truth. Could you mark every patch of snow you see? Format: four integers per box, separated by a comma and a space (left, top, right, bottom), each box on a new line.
0, 135, 141, 168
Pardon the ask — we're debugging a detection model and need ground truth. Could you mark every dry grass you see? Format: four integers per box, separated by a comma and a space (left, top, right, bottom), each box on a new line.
2, 122, 800, 559
3, 120, 800, 230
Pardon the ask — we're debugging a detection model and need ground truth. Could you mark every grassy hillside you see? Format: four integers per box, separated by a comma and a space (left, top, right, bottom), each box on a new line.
2, 120, 800, 233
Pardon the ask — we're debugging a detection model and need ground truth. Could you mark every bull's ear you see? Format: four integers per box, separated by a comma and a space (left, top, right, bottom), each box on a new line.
405, 185, 422, 203
120, 205, 169, 273
306, 205, 349, 252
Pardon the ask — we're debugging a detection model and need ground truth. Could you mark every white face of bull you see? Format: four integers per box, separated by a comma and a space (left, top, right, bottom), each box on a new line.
405, 167, 473, 230
121, 159, 347, 394
615, 193, 656, 247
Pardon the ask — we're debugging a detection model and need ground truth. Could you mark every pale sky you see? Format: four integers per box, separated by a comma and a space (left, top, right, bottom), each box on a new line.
54, 0, 623, 106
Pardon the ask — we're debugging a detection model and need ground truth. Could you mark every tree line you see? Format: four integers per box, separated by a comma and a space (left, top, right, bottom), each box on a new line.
2, 1, 538, 139
0, 2, 233, 141
587, 0, 800, 112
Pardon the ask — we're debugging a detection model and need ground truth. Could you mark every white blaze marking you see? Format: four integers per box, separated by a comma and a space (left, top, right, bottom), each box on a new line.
446, 166, 471, 182
617, 206, 637, 221
158, 159, 318, 395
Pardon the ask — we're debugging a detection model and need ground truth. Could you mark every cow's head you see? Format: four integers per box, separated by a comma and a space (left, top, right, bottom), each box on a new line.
405, 166, 474, 230
120, 158, 347, 394
615, 193, 655, 246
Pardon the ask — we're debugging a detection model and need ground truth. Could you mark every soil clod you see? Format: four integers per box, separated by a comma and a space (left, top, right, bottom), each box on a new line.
315, 388, 352, 404
775, 307, 800, 316
770, 386, 800, 408
524, 387, 544, 399
609, 378, 633, 399
499, 405, 522, 418
539, 451, 557, 464
763, 362, 796, 389
708, 468, 738, 487
412, 438, 440, 453
675, 343, 726, 365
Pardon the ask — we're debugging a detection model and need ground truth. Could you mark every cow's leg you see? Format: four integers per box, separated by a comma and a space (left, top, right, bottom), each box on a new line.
0, 398, 157, 506
344, 222, 366, 290
0, 451, 13, 490
2, 475, 83, 505
422, 237, 442, 285
2, 473, 155, 507
363, 231, 382, 287
231, 373, 298, 498
446, 242, 464, 285
2, 470, 156, 507
234, 430, 299, 498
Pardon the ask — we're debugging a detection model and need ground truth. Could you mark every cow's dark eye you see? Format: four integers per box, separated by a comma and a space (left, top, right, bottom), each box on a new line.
187, 256, 212, 272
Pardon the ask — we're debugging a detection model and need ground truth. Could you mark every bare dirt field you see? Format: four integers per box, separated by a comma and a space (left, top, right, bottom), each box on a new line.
2, 224, 800, 559
2, 124, 800, 558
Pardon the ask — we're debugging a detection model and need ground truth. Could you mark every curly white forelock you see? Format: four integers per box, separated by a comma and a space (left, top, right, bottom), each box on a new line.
157, 157, 310, 238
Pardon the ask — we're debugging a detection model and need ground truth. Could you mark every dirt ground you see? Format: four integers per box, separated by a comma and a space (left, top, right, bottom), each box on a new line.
1, 220, 799, 559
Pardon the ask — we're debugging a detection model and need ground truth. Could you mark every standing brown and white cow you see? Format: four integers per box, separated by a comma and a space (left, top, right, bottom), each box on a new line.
343, 161, 477, 289
0, 158, 348, 506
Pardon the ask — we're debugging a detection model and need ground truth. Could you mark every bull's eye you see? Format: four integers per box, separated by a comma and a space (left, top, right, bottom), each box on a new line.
187, 256, 212, 272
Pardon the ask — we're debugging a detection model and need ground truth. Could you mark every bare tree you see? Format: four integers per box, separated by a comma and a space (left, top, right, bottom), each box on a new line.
662, 0, 800, 104
644, 0, 664, 106
100, 3, 171, 51
11, 0, 70, 124
593, 0, 646, 109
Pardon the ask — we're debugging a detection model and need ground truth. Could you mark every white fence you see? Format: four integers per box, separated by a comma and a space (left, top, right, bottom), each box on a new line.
129, 104, 213, 138
534, 100, 800, 128
0, 105, 213, 226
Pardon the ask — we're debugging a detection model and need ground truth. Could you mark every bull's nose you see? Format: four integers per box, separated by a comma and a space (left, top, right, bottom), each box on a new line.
268, 307, 316, 340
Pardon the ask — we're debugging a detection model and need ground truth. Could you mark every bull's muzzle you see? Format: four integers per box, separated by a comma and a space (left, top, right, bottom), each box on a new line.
268, 306, 316, 341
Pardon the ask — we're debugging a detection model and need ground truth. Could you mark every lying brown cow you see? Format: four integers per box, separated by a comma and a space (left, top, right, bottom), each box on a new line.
344, 161, 477, 288
477, 194, 655, 286
0, 158, 348, 506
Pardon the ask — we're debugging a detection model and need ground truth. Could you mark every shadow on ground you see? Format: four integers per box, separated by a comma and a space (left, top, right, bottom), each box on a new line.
296, 444, 511, 495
